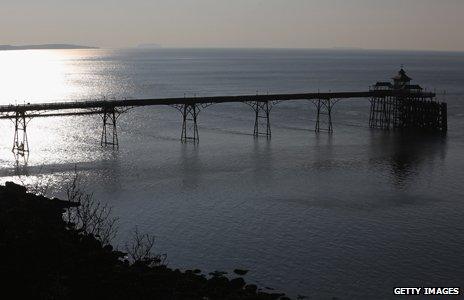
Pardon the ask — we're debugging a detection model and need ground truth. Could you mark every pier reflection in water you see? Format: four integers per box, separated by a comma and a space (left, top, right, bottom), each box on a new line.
369, 131, 447, 188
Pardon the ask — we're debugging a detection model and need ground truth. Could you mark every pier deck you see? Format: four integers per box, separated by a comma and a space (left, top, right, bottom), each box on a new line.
0, 90, 434, 115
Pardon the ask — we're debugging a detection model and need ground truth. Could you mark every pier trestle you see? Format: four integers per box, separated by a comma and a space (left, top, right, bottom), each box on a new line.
369, 96, 447, 132
245, 100, 280, 138
99, 106, 126, 148
369, 96, 397, 130
172, 103, 212, 143
312, 99, 339, 133
12, 111, 30, 156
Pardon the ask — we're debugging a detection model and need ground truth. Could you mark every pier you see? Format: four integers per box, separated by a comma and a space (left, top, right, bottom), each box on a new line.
0, 69, 447, 156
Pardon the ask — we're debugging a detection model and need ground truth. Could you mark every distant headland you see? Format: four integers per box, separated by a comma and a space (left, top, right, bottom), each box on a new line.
0, 44, 98, 51
136, 43, 163, 49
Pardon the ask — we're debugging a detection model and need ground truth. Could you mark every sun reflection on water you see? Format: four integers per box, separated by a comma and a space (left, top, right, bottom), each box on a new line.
0, 49, 119, 174
0, 49, 125, 173
0, 49, 109, 105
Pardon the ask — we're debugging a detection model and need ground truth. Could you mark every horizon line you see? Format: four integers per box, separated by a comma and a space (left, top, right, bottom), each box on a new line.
2, 44, 464, 54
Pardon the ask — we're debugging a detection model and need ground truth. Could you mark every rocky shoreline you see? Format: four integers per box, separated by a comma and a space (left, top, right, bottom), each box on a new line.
0, 182, 290, 299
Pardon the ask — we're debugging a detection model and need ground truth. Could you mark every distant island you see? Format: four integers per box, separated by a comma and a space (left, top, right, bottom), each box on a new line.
137, 43, 163, 49
0, 44, 98, 51
332, 46, 364, 50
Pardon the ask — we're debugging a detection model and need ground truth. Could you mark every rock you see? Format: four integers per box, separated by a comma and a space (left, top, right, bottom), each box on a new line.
233, 268, 249, 276
5, 181, 27, 195
245, 284, 258, 293
230, 277, 246, 289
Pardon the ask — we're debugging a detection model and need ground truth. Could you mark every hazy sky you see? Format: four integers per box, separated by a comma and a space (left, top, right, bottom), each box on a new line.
1, 0, 463, 51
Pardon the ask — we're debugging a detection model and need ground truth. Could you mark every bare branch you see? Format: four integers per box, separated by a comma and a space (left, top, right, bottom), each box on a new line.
64, 167, 118, 245
125, 226, 166, 266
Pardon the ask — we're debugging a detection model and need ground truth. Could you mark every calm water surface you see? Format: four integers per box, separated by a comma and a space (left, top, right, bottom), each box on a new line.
0, 49, 463, 299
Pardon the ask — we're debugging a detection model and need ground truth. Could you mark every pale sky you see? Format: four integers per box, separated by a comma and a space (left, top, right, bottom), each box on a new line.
1, 0, 463, 51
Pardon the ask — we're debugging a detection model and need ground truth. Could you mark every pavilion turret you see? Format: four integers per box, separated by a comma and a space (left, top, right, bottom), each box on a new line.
392, 68, 412, 89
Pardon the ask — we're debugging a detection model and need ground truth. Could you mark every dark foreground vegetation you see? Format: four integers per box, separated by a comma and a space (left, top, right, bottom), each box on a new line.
0, 182, 289, 299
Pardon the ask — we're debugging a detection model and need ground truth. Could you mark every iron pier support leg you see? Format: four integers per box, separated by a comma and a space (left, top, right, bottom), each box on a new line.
441, 102, 448, 133
369, 97, 396, 130
181, 103, 200, 143
101, 107, 119, 148
12, 111, 30, 156
315, 100, 321, 133
369, 99, 375, 127
313, 99, 333, 133
252, 101, 271, 138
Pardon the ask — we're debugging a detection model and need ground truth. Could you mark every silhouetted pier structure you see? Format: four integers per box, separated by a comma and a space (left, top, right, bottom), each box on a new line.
369, 69, 447, 132
0, 69, 447, 156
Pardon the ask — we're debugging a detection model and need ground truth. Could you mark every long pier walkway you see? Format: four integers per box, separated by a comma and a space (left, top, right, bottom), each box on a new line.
0, 69, 446, 156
